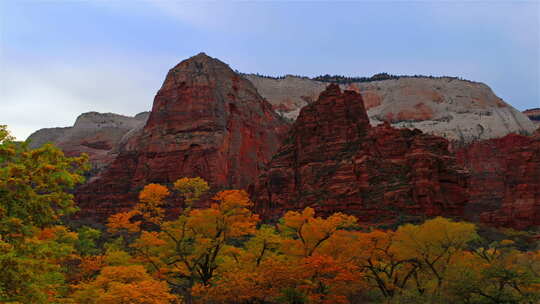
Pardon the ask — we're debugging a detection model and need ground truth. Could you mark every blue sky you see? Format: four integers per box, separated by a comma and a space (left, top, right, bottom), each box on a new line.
1, 0, 539, 140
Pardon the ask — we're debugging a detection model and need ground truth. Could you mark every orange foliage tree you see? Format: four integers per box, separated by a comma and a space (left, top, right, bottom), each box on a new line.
98, 176, 540, 304
69, 265, 176, 304
279, 207, 357, 257
105, 178, 259, 304
197, 207, 362, 303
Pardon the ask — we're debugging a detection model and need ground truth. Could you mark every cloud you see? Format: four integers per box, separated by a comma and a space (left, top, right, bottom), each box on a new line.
0, 59, 162, 140
1, 0, 537, 141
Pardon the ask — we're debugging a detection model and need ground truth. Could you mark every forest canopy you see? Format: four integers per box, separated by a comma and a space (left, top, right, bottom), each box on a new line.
0, 125, 538, 304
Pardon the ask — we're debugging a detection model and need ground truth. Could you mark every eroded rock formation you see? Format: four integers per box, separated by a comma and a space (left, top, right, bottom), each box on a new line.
246, 75, 536, 142
455, 132, 540, 229
252, 84, 469, 225
27, 112, 149, 177
75, 53, 289, 221
25, 55, 538, 230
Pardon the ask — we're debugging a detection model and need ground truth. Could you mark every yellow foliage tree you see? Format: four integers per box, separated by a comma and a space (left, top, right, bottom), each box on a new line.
173, 177, 209, 208
393, 216, 478, 295
279, 207, 357, 257
136, 183, 171, 224
108, 182, 258, 304
69, 265, 177, 304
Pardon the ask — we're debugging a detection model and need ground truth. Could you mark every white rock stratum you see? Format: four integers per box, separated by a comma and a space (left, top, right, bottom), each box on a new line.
245, 75, 536, 143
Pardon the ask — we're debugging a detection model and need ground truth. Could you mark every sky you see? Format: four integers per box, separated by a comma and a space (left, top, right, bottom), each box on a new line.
1, 0, 539, 140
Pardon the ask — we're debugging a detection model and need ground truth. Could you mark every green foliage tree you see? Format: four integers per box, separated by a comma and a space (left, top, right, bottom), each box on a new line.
0, 125, 89, 303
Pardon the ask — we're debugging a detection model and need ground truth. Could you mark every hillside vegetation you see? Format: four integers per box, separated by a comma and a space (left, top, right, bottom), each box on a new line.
1, 125, 538, 304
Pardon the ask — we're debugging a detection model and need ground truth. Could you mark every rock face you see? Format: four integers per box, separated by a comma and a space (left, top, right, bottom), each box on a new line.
243, 75, 325, 120
455, 132, 540, 229
27, 112, 150, 177
523, 108, 540, 128
246, 75, 536, 143
75, 53, 289, 221
252, 84, 469, 225
26, 55, 537, 230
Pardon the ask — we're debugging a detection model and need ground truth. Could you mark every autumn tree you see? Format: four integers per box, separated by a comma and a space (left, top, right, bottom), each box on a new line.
173, 177, 209, 208
136, 183, 171, 225
0, 126, 88, 303
0, 128, 88, 228
69, 265, 177, 304
135, 189, 258, 303
298, 254, 362, 304
198, 208, 361, 303
106, 179, 259, 304
445, 240, 540, 304
343, 230, 420, 300
107, 183, 171, 234
279, 207, 357, 258
194, 255, 302, 303
0, 125, 14, 144
193, 226, 298, 303
390, 217, 479, 302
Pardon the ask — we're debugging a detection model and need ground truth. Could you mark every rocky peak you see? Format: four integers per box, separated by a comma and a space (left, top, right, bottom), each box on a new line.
146, 53, 265, 132
252, 84, 469, 224
161, 53, 235, 90
75, 54, 290, 221
290, 85, 371, 165
318, 83, 341, 98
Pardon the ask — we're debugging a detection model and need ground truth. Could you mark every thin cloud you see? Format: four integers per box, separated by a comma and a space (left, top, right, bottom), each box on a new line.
1, 61, 159, 140
1, 0, 538, 140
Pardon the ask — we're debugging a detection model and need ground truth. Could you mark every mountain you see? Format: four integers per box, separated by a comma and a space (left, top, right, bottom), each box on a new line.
24, 54, 539, 229
245, 74, 536, 143
251, 84, 469, 227
29, 68, 535, 174
27, 111, 149, 178
74, 53, 290, 221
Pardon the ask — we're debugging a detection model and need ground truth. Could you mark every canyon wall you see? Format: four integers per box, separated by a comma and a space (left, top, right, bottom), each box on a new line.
455, 131, 540, 229
252, 84, 469, 226
74, 53, 289, 221
26, 55, 539, 229
245, 75, 536, 143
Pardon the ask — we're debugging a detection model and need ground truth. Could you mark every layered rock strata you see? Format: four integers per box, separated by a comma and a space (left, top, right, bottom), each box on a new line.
75, 53, 289, 220
27, 112, 149, 177
455, 132, 540, 229
252, 84, 469, 225
246, 75, 536, 142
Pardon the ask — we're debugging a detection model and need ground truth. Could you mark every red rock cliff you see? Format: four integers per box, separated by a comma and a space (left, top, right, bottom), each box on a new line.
455, 132, 540, 229
252, 84, 469, 225
76, 53, 289, 221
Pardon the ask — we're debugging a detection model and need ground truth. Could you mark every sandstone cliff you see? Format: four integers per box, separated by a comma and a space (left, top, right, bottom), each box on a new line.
75, 53, 289, 220
25, 55, 539, 230
455, 132, 540, 229
252, 84, 469, 226
27, 112, 149, 177
245, 75, 536, 143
